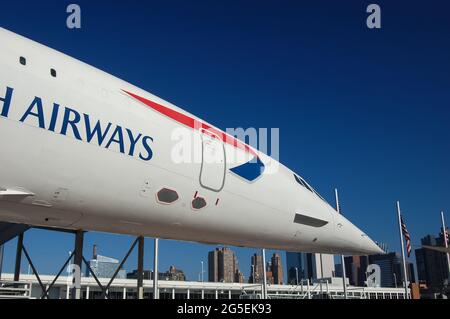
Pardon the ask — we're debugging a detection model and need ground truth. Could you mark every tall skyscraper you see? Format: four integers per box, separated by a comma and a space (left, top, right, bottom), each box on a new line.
344, 255, 369, 286
271, 253, 283, 284
344, 252, 415, 288
369, 253, 400, 287
208, 249, 219, 282
265, 262, 274, 284
234, 269, 245, 283
221, 248, 237, 283
310, 253, 335, 279
415, 233, 449, 293
286, 251, 306, 284
286, 252, 335, 283
208, 247, 240, 283
249, 253, 264, 283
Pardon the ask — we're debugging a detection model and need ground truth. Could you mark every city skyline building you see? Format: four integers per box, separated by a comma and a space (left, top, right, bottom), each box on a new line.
271, 253, 283, 284
369, 252, 414, 288
235, 269, 245, 283
208, 247, 241, 283
208, 249, 219, 283
266, 262, 274, 285
342, 252, 416, 288
249, 253, 264, 284
127, 266, 186, 281
86, 245, 126, 279
309, 253, 335, 280
286, 252, 334, 283
286, 251, 304, 284
415, 232, 449, 293
344, 255, 369, 287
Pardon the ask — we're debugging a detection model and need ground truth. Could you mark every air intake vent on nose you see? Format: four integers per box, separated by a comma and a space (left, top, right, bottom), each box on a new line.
293, 213, 328, 227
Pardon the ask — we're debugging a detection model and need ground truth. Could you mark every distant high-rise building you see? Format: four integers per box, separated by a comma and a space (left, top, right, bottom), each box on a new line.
408, 263, 416, 284
393, 261, 415, 287
286, 252, 305, 284
208, 249, 219, 282
249, 252, 283, 284
266, 261, 274, 284
126, 269, 152, 280
208, 247, 240, 283
127, 266, 186, 281
415, 233, 449, 292
219, 248, 236, 283
343, 253, 415, 288
161, 266, 186, 281
234, 269, 245, 283
286, 252, 334, 283
86, 245, 126, 279
335, 263, 343, 278
271, 253, 283, 284
309, 253, 335, 279
369, 253, 401, 287
344, 255, 369, 286
249, 253, 264, 283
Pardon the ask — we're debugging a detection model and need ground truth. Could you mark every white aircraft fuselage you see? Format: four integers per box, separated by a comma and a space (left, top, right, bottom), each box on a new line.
0, 28, 382, 255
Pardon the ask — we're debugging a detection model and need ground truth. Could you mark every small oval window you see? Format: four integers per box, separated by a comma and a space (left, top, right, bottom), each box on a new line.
156, 188, 179, 204
19, 56, 26, 66
192, 197, 207, 210
50, 68, 57, 77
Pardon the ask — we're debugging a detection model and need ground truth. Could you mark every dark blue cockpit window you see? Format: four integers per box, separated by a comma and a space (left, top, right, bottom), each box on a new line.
294, 174, 331, 205
294, 174, 313, 192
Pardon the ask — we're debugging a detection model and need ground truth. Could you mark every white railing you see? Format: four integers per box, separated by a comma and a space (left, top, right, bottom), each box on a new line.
0, 280, 33, 299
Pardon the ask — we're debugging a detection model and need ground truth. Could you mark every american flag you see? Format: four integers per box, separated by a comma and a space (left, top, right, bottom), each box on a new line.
401, 216, 412, 257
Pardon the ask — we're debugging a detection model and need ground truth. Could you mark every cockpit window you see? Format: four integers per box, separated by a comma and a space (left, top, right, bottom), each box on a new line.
294, 174, 313, 192
313, 190, 326, 202
294, 174, 330, 205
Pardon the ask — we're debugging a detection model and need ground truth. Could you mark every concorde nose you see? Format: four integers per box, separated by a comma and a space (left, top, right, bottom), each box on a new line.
334, 214, 385, 255
357, 232, 385, 255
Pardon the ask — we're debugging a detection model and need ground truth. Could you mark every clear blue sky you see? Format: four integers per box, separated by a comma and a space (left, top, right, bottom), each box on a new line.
1, 1, 449, 282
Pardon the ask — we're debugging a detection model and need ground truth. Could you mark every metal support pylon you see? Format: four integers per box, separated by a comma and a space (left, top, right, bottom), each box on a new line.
71, 230, 84, 299
137, 236, 144, 299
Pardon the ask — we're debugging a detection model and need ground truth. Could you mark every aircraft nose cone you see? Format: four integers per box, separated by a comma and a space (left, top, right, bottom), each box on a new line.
359, 235, 385, 255
333, 213, 384, 255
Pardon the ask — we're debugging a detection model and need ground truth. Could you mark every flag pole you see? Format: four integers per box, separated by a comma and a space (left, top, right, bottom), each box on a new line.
335, 188, 347, 299
396, 201, 409, 299
440, 211, 450, 278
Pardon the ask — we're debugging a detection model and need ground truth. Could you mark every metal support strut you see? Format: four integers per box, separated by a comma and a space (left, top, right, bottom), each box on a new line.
71, 230, 84, 299
6, 227, 149, 299
153, 238, 159, 299
137, 236, 144, 299
14, 233, 24, 283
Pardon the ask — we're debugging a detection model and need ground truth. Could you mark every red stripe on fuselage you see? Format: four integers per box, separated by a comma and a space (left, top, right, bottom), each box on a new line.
123, 90, 257, 157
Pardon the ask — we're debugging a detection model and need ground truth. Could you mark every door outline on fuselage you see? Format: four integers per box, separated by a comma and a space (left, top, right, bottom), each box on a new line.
199, 128, 226, 192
